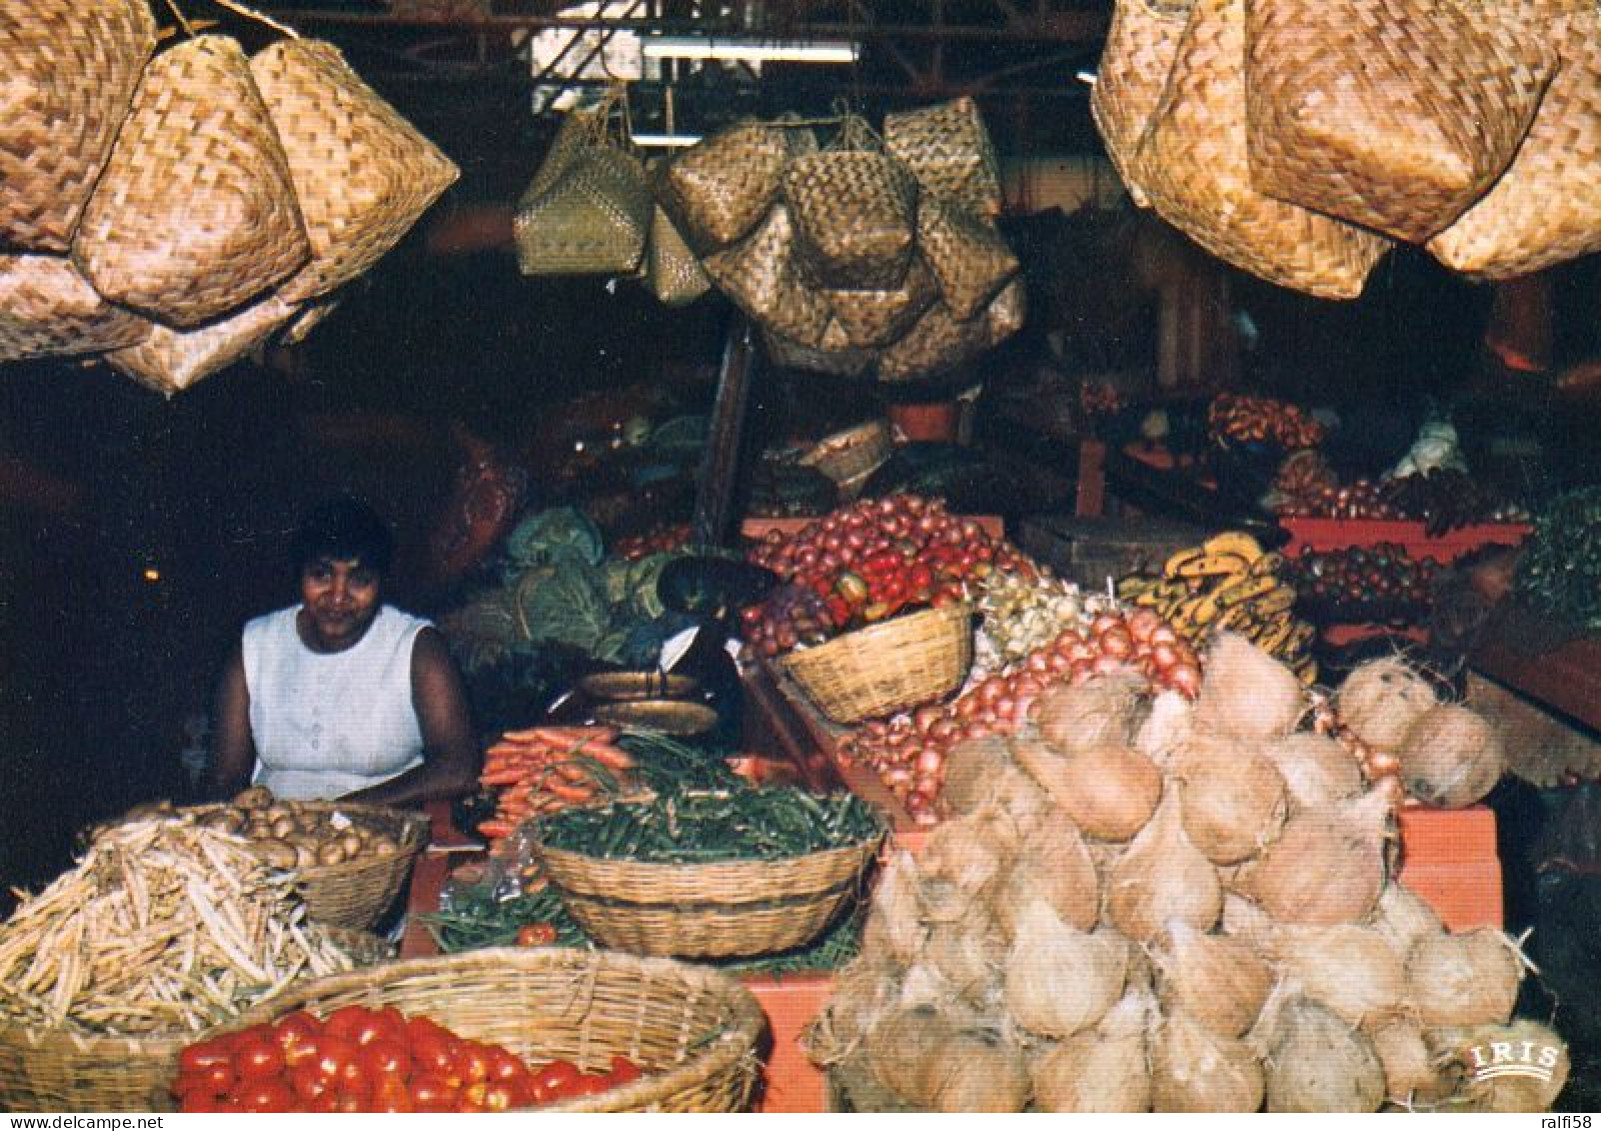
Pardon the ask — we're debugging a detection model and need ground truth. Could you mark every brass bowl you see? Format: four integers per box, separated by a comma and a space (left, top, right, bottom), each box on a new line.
578, 671, 702, 702
593, 699, 719, 737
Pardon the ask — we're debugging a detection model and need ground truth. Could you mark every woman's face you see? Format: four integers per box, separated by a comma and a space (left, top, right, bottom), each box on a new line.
298, 555, 382, 652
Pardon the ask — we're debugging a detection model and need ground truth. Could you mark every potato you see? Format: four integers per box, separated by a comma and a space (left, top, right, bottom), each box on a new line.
256, 839, 298, 869
199, 809, 247, 834
293, 843, 318, 869
316, 842, 348, 866
270, 816, 298, 840
232, 786, 274, 811
371, 838, 398, 858
341, 832, 364, 858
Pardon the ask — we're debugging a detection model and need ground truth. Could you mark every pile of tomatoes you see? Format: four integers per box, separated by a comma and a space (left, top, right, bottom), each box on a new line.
171, 1004, 643, 1113
742, 494, 1035, 658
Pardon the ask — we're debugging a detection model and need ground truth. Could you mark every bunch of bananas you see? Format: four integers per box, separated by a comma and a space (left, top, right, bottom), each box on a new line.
1116, 531, 1317, 683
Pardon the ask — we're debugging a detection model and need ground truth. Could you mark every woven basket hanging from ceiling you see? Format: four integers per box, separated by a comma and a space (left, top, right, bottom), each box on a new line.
251, 38, 459, 304
883, 97, 1005, 219
703, 203, 833, 348
103, 293, 299, 398
71, 34, 310, 328
1133, 0, 1392, 300
1091, 0, 1192, 208
0, 0, 156, 252
821, 254, 939, 350
915, 195, 1020, 321
876, 298, 992, 383
513, 124, 652, 277
644, 206, 713, 307
1428, 3, 1601, 279
1243, 0, 1556, 242
652, 120, 797, 257
0, 255, 149, 362
762, 321, 877, 378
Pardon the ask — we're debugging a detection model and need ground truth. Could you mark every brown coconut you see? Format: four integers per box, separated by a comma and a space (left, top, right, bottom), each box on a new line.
915, 813, 1008, 923
925, 920, 1006, 1007
927, 1028, 1032, 1112
1335, 657, 1439, 754
865, 1003, 961, 1106
1221, 891, 1280, 953
1003, 900, 1128, 1039
1232, 788, 1392, 925
803, 952, 903, 1068
1106, 792, 1223, 943
1265, 731, 1365, 809
1397, 703, 1507, 810
1012, 738, 1164, 842
1134, 688, 1196, 767
1405, 928, 1526, 1027
860, 850, 928, 964
1429, 1018, 1570, 1113
1153, 919, 1276, 1039
1368, 881, 1445, 956
1151, 1005, 1265, 1112
1273, 922, 1406, 1028
1035, 671, 1150, 755
1173, 733, 1289, 865
1031, 988, 1155, 1112
941, 734, 1050, 825
988, 817, 1100, 938
1263, 997, 1386, 1112
1194, 632, 1306, 740
1367, 1016, 1454, 1106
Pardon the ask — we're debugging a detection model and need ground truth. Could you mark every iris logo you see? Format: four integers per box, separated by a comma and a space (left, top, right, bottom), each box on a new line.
1465, 1032, 1566, 1084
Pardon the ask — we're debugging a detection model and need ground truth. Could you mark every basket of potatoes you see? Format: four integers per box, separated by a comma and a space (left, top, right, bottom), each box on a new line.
190, 788, 429, 932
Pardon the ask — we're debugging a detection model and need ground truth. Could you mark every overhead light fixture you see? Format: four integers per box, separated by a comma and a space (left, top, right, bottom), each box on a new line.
640, 36, 860, 64
631, 131, 704, 148
1075, 69, 1098, 85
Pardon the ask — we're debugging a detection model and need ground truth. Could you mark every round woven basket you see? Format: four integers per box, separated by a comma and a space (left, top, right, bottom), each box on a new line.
593, 699, 718, 738
0, 929, 390, 1114
216, 948, 766, 1113
578, 670, 701, 702
797, 419, 893, 487
780, 602, 974, 724
538, 829, 882, 959
183, 801, 429, 932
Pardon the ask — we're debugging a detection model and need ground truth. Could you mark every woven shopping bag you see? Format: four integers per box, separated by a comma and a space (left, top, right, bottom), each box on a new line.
782, 119, 921, 291
884, 97, 1005, 218
822, 254, 938, 349
644, 206, 712, 307
72, 33, 309, 327
1428, 3, 1601, 279
1134, 0, 1391, 299
703, 203, 833, 348
1091, 0, 1191, 208
513, 99, 612, 275
514, 103, 652, 277
103, 293, 298, 397
652, 120, 798, 256
1244, 0, 1556, 242
0, 0, 156, 252
252, 38, 459, 304
915, 195, 1019, 321
0, 255, 148, 362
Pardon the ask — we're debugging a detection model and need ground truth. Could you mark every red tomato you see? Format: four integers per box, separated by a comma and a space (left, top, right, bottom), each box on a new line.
272, 1010, 323, 1047
333, 1086, 371, 1114
177, 1038, 233, 1075
485, 1046, 529, 1085
606, 1055, 643, 1086
370, 1075, 414, 1113
562, 1071, 616, 1099
174, 1062, 235, 1099
322, 1004, 370, 1043
304, 1093, 338, 1114
179, 1092, 225, 1114
231, 1035, 287, 1080
358, 1038, 411, 1080
407, 1072, 460, 1113
234, 1078, 295, 1113
528, 1058, 581, 1102
308, 1034, 360, 1085
409, 1031, 459, 1081
451, 1041, 493, 1085
514, 923, 557, 946
288, 1063, 332, 1103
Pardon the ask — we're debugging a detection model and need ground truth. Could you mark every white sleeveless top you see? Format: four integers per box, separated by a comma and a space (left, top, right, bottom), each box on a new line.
241, 605, 431, 800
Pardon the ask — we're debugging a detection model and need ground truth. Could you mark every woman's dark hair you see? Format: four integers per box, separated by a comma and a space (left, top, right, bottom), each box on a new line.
289, 496, 395, 580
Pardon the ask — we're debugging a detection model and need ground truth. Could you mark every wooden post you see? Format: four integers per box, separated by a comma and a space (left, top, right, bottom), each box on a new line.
692, 314, 759, 548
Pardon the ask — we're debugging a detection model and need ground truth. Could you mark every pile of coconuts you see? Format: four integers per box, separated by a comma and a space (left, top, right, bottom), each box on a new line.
806, 634, 1564, 1112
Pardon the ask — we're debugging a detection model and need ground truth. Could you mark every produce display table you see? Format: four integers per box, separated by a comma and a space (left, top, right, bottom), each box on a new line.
1277, 518, 1530, 563
1471, 604, 1601, 737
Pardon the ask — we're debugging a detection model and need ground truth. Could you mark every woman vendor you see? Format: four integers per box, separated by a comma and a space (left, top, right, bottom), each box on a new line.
207, 496, 479, 806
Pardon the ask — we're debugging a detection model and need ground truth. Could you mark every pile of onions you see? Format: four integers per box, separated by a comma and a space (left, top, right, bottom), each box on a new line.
836, 608, 1201, 822
808, 635, 1556, 1114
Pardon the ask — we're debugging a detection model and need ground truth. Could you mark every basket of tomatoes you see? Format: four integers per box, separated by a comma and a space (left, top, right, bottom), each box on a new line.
168, 949, 765, 1113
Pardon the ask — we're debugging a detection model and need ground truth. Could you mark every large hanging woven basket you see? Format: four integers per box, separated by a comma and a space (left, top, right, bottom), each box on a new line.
1244, 0, 1556, 242
1134, 0, 1392, 299
0, 255, 148, 362
0, 0, 156, 252
704, 204, 833, 348
652, 120, 796, 256
782, 130, 921, 291
216, 948, 766, 1113
644, 206, 712, 307
72, 34, 310, 328
1428, 3, 1601, 279
1091, 0, 1192, 208
876, 299, 991, 383
514, 142, 652, 277
761, 323, 876, 378
883, 97, 1004, 218
822, 255, 938, 349
915, 195, 1019, 321
251, 38, 459, 304
103, 294, 299, 397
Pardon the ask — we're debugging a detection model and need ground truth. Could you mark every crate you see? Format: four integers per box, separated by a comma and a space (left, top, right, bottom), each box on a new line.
1278, 518, 1531, 564
1016, 514, 1209, 590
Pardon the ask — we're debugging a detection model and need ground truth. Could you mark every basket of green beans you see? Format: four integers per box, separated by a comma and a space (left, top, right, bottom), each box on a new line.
531, 786, 886, 959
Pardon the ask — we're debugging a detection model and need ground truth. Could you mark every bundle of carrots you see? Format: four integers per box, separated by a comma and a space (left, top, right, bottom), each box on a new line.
475, 725, 637, 849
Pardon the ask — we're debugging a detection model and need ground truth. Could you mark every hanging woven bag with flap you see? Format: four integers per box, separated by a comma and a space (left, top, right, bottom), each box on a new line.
884, 97, 1005, 219
652, 119, 799, 257
1244, 0, 1556, 242
0, 0, 156, 252
71, 33, 310, 328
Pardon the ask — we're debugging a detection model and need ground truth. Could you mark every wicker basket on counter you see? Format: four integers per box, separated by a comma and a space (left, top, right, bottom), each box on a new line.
780, 602, 974, 724
216, 948, 767, 1113
796, 419, 893, 490
0, 929, 391, 1114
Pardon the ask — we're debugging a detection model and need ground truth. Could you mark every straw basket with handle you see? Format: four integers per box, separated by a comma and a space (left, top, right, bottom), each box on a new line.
0, 930, 390, 1114
797, 418, 894, 492
213, 949, 767, 1113
780, 601, 974, 724
0, 0, 156, 252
